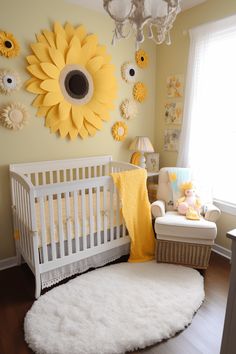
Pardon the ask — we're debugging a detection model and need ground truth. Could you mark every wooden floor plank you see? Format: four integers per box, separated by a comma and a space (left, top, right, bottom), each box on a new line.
0, 252, 230, 354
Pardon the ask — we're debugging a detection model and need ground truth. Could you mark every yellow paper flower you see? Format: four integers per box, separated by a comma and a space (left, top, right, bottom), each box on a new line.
135, 49, 148, 69
133, 82, 147, 102
0, 102, 29, 130
0, 31, 20, 58
112, 121, 128, 141
25, 22, 117, 140
120, 99, 137, 120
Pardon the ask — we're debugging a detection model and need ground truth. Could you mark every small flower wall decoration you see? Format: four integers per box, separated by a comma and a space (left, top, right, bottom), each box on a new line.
0, 69, 21, 94
0, 102, 29, 130
121, 62, 137, 83
112, 121, 128, 141
133, 82, 147, 102
120, 99, 137, 120
135, 49, 148, 69
0, 31, 20, 58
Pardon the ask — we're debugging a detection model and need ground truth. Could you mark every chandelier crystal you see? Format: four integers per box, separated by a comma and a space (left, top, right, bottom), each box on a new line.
103, 0, 181, 49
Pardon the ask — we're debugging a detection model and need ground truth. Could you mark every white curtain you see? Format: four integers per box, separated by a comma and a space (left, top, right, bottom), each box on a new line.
177, 14, 236, 204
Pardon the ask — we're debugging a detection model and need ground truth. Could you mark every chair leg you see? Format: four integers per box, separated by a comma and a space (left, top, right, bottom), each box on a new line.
35, 272, 41, 299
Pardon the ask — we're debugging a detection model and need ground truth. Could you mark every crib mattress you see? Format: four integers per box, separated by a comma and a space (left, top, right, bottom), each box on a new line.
35, 190, 122, 247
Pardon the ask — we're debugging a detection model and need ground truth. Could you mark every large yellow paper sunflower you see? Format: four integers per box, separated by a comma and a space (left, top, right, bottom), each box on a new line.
25, 22, 117, 139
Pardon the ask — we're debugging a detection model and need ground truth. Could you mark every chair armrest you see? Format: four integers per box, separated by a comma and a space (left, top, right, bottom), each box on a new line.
151, 200, 166, 218
204, 203, 221, 222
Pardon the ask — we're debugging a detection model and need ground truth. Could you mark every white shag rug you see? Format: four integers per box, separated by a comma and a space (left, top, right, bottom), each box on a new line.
24, 261, 204, 354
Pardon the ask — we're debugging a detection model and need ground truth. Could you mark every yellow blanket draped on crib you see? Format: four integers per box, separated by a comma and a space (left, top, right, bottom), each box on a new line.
111, 169, 155, 262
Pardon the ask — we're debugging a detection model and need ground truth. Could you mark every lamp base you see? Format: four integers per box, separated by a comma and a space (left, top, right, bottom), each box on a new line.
139, 153, 146, 169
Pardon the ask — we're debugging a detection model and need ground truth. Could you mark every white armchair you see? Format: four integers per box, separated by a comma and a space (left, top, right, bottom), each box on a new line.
151, 167, 221, 269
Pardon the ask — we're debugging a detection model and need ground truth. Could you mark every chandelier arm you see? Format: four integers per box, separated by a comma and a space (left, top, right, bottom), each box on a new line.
103, 0, 135, 23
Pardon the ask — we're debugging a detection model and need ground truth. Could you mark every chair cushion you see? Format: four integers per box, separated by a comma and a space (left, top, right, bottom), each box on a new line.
154, 211, 217, 243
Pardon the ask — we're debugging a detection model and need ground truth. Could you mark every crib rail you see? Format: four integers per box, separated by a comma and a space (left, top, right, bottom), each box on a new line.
10, 155, 113, 186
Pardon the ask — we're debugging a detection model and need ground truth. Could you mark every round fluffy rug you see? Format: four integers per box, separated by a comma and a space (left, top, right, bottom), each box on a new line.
24, 261, 204, 354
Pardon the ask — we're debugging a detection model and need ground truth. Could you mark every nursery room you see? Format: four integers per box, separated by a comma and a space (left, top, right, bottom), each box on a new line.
0, 0, 236, 353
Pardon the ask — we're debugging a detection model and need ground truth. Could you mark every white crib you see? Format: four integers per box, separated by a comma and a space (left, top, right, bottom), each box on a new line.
10, 155, 139, 298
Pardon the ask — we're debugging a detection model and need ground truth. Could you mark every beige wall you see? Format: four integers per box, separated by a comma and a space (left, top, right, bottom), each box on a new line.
156, 0, 236, 250
0, 0, 157, 260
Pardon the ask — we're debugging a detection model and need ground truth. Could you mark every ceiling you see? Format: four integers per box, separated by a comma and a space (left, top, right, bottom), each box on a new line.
66, 0, 207, 13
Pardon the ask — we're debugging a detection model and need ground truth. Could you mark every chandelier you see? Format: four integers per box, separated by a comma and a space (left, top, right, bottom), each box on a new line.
103, 0, 181, 49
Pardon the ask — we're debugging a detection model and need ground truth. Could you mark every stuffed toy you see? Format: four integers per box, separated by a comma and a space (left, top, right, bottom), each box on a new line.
176, 182, 202, 220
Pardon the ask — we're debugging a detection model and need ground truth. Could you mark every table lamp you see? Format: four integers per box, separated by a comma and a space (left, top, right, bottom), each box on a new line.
129, 136, 154, 169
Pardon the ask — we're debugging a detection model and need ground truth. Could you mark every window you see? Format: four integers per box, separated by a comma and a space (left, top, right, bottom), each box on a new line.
178, 15, 236, 210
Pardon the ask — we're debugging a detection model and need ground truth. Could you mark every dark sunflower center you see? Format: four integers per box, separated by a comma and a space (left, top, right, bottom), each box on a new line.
7, 78, 12, 83
141, 56, 144, 61
64, 70, 89, 99
4, 40, 13, 49
129, 68, 135, 77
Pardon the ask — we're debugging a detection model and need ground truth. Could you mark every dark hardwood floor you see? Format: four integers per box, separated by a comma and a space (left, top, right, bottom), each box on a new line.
0, 252, 231, 354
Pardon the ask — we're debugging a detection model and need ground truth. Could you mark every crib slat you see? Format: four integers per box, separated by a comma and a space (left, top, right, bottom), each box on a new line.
76, 168, 79, 180
56, 170, 60, 183
110, 182, 114, 241
88, 188, 94, 249
57, 193, 65, 258
65, 191, 72, 255
116, 187, 120, 239
81, 189, 86, 249
103, 185, 108, 243
73, 190, 80, 253
18, 183, 28, 258
99, 165, 103, 177
49, 171, 53, 184
39, 196, 48, 263
69, 169, 73, 182
63, 169, 66, 182
96, 186, 101, 246
48, 195, 57, 260
42, 172, 46, 185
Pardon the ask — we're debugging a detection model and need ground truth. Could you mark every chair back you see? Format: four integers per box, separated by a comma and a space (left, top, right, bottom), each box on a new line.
157, 167, 192, 211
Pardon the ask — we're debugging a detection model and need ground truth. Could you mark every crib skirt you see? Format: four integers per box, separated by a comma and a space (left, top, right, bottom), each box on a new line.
41, 242, 130, 289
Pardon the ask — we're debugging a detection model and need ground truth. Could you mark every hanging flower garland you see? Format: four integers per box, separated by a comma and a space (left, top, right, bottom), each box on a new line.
0, 102, 29, 130
0, 31, 20, 58
120, 99, 137, 120
135, 49, 148, 69
112, 121, 128, 141
25, 22, 117, 140
133, 82, 147, 102
121, 62, 137, 83
0, 69, 21, 94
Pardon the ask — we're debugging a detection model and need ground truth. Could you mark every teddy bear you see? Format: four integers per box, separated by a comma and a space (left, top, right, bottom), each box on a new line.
176, 182, 202, 220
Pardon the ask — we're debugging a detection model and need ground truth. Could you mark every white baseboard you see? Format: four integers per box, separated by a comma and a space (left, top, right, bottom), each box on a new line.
212, 244, 232, 260
0, 256, 18, 271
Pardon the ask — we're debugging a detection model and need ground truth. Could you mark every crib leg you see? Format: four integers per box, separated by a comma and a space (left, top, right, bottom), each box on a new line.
35, 272, 41, 299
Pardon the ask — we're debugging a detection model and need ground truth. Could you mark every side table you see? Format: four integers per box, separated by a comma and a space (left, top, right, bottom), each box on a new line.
147, 172, 159, 203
